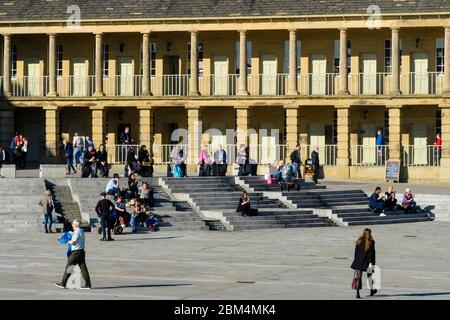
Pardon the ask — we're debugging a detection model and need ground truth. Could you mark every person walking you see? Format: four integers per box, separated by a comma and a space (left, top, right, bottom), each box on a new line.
376, 129, 384, 165
72, 132, 84, 171
64, 138, 77, 175
39, 190, 55, 234
95, 192, 115, 241
311, 146, 320, 184
0, 145, 7, 172
20, 137, 29, 169
290, 144, 303, 179
351, 228, 377, 299
120, 127, 133, 177
54, 219, 92, 290
198, 145, 211, 177
237, 144, 249, 176
213, 145, 227, 176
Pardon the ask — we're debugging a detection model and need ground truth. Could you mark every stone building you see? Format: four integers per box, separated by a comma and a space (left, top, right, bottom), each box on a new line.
1, 0, 450, 180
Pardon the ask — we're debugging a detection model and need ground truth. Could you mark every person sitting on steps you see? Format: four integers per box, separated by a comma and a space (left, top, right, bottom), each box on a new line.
236, 191, 251, 217
368, 187, 385, 215
402, 188, 418, 214
384, 186, 398, 211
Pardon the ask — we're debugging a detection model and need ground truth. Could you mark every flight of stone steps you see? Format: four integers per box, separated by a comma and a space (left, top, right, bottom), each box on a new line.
161, 176, 333, 230
0, 178, 46, 233
45, 180, 88, 231
69, 178, 209, 232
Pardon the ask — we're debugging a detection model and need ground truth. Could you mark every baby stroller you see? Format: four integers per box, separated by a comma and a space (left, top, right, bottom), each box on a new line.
280, 163, 301, 192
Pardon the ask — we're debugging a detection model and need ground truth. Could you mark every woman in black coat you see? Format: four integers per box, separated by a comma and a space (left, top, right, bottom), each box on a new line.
351, 228, 377, 298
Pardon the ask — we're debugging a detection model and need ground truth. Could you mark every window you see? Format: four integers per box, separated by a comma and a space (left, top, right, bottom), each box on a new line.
140, 42, 156, 76
11, 45, 17, 78
385, 39, 403, 73
283, 40, 301, 74
333, 111, 338, 145
333, 40, 351, 73
436, 38, 445, 74
235, 41, 252, 75
383, 110, 389, 142
186, 42, 204, 76
436, 110, 442, 136
56, 44, 63, 78
103, 44, 109, 78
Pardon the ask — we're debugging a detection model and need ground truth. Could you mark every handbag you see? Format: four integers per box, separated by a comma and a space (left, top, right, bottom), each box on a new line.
351, 271, 360, 290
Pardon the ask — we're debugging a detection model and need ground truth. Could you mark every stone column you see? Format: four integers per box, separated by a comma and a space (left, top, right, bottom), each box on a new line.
388, 106, 402, 160
336, 107, 350, 166
0, 107, 13, 148
142, 32, 151, 96
139, 107, 153, 153
285, 105, 299, 161
439, 105, 450, 180
3, 34, 11, 96
187, 106, 202, 166
91, 107, 106, 148
235, 106, 250, 146
48, 34, 58, 97
338, 29, 349, 95
238, 30, 249, 96
44, 106, 60, 162
443, 27, 450, 95
287, 30, 298, 95
189, 31, 200, 96
94, 33, 104, 96
391, 28, 401, 95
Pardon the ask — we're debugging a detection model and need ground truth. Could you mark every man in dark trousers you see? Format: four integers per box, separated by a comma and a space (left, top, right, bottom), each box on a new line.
290, 144, 302, 179
95, 192, 115, 241
54, 219, 92, 289
311, 145, 320, 184
120, 127, 133, 177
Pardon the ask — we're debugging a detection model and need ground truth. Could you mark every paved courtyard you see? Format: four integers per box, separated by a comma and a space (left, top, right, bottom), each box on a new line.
0, 222, 449, 300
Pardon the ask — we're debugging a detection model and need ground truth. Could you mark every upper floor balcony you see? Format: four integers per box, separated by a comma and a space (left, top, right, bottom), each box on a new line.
0, 71, 445, 98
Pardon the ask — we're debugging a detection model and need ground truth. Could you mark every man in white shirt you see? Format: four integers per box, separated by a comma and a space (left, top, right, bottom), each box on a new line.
55, 219, 92, 289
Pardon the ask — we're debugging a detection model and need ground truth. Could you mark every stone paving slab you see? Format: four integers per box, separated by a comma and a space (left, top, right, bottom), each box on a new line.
0, 222, 450, 300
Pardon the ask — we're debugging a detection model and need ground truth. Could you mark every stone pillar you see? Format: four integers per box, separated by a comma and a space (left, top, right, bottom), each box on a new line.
187, 106, 202, 166
44, 106, 60, 163
139, 107, 153, 154
142, 32, 151, 96
238, 30, 249, 96
3, 34, 11, 96
338, 29, 349, 95
91, 107, 106, 148
189, 31, 199, 96
94, 33, 104, 96
388, 106, 402, 160
443, 27, 450, 95
284, 105, 299, 160
235, 106, 250, 146
440, 105, 450, 163
287, 29, 298, 95
48, 34, 58, 97
391, 28, 401, 95
0, 107, 13, 148
336, 107, 350, 166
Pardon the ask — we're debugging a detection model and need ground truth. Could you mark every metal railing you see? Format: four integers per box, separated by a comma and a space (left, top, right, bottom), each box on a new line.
206, 74, 239, 96
152, 144, 188, 165
299, 73, 338, 95
56, 76, 95, 97
351, 145, 388, 166
246, 144, 287, 165
403, 145, 441, 167
349, 73, 391, 95
162, 75, 190, 96
10, 76, 50, 97
103, 75, 143, 96
106, 144, 140, 165
302, 145, 337, 166
247, 74, 288, 96
401, 72, 443, 95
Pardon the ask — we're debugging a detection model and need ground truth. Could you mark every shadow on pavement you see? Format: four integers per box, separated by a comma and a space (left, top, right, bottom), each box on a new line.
94, 283, 192, 290
113, 236, 179, 241
374, 292, 450, 298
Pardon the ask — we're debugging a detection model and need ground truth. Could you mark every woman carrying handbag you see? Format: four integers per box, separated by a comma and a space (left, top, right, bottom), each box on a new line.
351, 228, 377, 298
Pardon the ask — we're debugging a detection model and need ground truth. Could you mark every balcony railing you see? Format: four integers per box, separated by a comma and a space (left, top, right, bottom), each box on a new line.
299, 73, 338, 95
351, 145, 388, 166
3, 71, 447, 98
403, 145, 441, 167
302, 145, 337, 166
106, 144, 140, 165
400, 72, 443, 95
349, 73, 391, 95
152, 144, 189, 165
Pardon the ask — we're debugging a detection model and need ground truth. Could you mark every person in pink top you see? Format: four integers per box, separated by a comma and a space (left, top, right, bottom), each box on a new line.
434, 133, 442, 165
198, 145, 212, 176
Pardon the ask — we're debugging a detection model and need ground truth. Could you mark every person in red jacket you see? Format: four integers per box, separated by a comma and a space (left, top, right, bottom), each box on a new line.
434, 133, 442, 165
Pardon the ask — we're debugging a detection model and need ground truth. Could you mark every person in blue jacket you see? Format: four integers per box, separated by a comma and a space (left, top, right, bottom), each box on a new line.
376, 129, 384, 164
369, 187, 385, 214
